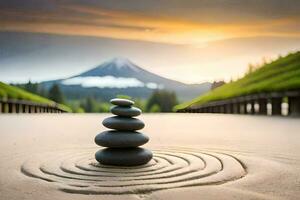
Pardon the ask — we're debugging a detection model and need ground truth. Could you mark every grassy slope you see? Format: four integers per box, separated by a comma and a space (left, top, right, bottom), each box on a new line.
0, 82, 71, 112
175, 51, 300, 110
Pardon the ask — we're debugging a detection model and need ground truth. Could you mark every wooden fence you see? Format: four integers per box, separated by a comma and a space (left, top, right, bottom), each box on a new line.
177, 90, 300, 116
0, 99, 67, 113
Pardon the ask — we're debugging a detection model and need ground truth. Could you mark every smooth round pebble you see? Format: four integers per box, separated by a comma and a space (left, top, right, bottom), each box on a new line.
103, 116, 145, 131
95, 131, 149, 148
111, 106, 141, 117
95, 147, 153, 166
110, 98, 134, 107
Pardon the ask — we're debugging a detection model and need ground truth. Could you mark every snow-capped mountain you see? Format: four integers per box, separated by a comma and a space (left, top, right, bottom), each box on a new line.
42, 58, 211, 101
62, 58, 164, 89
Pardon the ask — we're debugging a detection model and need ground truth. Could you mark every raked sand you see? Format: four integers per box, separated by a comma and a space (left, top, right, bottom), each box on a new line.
0, 114, 299, 200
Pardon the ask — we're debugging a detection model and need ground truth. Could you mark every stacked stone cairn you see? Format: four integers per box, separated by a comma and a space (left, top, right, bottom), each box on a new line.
95, 98, 153, 166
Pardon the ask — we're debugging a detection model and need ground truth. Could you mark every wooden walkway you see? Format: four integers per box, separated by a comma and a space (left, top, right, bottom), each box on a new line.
177, 90, 300, 116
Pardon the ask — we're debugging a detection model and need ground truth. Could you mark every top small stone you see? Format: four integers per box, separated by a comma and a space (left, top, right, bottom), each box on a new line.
110, 98, 134, 106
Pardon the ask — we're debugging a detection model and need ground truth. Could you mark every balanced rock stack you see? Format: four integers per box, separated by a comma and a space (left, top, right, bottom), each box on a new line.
95, 98, 153, 166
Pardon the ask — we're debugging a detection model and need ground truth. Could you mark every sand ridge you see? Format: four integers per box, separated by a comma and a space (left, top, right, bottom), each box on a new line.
20, 147, 247, 194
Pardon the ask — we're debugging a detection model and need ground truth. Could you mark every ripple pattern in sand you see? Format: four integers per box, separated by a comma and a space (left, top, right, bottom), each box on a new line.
21, 147, 247, 194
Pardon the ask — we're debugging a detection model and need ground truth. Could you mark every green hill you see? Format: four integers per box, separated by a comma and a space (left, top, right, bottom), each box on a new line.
0, 82, 71, 112
175, 51, 300, 110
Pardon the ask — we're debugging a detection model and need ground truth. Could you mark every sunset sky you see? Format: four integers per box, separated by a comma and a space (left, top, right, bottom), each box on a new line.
0, 0, 300, 83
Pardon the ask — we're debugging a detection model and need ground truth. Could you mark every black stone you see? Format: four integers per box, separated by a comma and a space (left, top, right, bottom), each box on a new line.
94, 98, 152, 166
102, 116, 145, 131
95, 147, 153, 166
95, 131, 149, 148
111, 106, 141, 117
110, 98, 134, 107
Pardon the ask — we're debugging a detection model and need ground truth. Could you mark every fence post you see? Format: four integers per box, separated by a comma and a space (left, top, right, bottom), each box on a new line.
3, 103, 9, 113
30, 106, 35, 113
258, 99, 268, 115
18, 104, 23, 113
7, 103, 12, 113
271, 97, 282, 115
219, 105, 225, 113
225, 103, 233, 114
233, 102, 239, 114
239, 102, 245, 114
11, 103, 17, 113
249, 100, 255, 114
25, 105, 29, 113
289, 96, 300, 116
213, 106, 218, 113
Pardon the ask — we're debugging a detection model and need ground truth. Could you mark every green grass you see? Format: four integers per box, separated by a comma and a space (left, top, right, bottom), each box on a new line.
175, 51, 300, 110
0, 82, 71, 112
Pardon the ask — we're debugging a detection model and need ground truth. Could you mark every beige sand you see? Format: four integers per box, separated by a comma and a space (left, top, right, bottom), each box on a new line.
0, 114, 299, 200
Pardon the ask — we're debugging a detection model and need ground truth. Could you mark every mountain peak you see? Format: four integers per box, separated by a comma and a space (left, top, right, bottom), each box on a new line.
110, 57, 131, 67
101, 57, 140, 72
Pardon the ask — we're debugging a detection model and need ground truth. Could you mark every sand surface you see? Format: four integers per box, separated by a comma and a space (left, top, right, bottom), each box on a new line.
0, 113, 300, 200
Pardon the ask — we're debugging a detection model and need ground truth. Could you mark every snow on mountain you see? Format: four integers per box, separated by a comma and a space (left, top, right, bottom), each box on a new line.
109, 57, 141, 72
77, 57, 145, 78
62, 76, 162, 89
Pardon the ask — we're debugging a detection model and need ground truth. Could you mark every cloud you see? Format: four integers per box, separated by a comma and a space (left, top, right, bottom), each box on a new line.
0, 0, 299, 45
62, 76, 161, 89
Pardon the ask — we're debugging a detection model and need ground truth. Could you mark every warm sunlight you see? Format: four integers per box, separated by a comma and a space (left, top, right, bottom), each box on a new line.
1, 1, 300, 83
1, 1, 300, 200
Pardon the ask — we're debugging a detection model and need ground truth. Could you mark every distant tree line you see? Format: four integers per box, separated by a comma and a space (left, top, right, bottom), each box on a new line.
14, 81, 178, 113
146, 90, 178, 112
15, 82, 65, 104
211, 81, 225, 91
17, 81, 48, 99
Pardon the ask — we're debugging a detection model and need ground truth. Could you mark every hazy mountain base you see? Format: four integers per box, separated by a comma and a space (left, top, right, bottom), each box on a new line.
14, 81, 179, 113
40, 57, 211, 102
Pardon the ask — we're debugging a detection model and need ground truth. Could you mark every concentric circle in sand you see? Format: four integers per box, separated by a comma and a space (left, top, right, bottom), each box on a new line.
21, 147, 247, 194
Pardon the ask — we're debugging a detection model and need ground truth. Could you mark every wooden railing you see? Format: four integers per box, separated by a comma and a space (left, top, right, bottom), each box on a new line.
177, 90, 300, 116
0, 99, 67, 113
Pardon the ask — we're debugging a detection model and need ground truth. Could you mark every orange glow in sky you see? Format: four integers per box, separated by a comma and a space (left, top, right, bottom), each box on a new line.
0, 0, 300, 83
